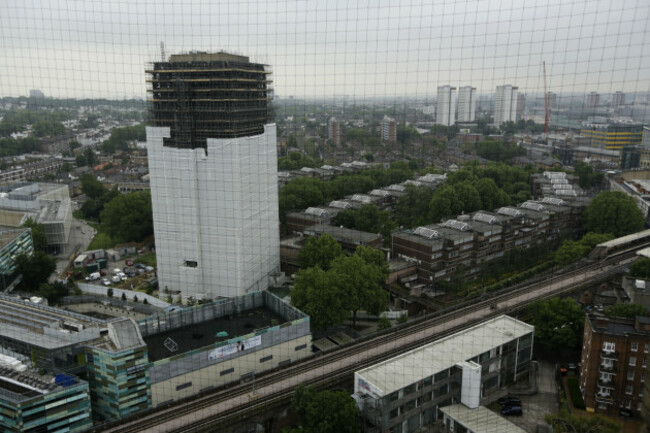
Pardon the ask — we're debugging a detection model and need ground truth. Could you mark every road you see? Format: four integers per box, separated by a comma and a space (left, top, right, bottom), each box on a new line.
100, 254, 635, 433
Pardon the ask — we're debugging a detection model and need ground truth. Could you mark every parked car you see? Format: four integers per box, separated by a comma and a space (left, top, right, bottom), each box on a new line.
99, 270, 106, 276
112, 268, 121, 275
498, 396, 521, 406
102, 278, 111, 286
501, 405, 522, 416
118, 272, 128, 281
111, 275, 121, 283
145, 266, 154, 272
135, 263, 146, 269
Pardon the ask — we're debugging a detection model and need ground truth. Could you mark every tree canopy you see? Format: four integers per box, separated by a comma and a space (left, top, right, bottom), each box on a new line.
278, 152, 317, 170
101, 124, 145, 153
286, 384, 361, 433
545, 411, 619, 433
21, 217, 47, 252
291, 246, 388, 330
584, 191, 644, 238
526, 297, 585, 355
476, 140, 526, 162
573, 162, 604, 190
553, 232, 614, 266
630, 258, 650, 279
298, 234, 344, 271
15, 252, 56, 292
604, 303, 648, 319
100, 190, 153, 242
332, 204, 394, 244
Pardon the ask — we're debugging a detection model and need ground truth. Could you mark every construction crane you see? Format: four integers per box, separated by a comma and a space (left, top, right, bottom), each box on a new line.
543, 60, 550, 135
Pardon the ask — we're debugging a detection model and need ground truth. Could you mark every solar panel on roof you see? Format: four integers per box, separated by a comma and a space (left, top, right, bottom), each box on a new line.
497, 207, 522, 217
520, 201, 545, 212
329, 200, 351, 209
541, 197, 565, 206
414, 227, 441, 239
441, 220, 471, 231
473, 213, 498, 224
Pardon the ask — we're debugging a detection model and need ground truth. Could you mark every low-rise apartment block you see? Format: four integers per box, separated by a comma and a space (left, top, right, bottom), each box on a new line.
580, 313, 650, 417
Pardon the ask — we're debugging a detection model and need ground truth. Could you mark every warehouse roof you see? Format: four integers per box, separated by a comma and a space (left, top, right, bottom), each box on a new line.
355, 315, 533, 396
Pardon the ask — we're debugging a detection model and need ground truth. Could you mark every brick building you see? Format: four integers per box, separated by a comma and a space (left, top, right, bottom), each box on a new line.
580, 313, 650, 417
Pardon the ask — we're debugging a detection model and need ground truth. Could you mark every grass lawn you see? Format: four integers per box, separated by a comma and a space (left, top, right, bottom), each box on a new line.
135, 252, 157, 267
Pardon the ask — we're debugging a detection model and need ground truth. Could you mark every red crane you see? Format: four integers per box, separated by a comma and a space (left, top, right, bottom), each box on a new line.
543, 61, 550, 134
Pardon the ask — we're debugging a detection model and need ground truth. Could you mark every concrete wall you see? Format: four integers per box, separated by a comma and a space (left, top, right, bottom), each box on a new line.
78, 283, 169, 308
150, 334, 312, 406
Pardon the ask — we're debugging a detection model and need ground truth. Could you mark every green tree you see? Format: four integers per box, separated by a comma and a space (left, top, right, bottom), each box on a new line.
83, 147, 96, 167
395, 184, 435, 228
298, 234, 343, 271
80, 173, 106, 199
291, 267, 348, 329
574, 162, 604, 190
21, 217, 47, 252
100, 191, 153, 242
604, 303, 648, 319
630, 257, 650, 279
14, 252, 56, 292
527, 297, 585, 356
38, 281, 70, 305
553, 232, 614, 266
107, 288, 114, 297
545, 411, 619, 433
475, 178, 510, 210
330, 250, 388, 328
289, 384, 361, 433
584, 191, 644, 237
121, 292, 127, 301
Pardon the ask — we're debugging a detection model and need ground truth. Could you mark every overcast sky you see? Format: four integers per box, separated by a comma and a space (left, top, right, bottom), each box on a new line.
1, 0, 649, 99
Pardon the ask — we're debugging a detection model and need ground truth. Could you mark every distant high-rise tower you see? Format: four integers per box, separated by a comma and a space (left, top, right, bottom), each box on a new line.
29, 89, 44, 98
494, 85, 518, 126
382, 116, 397, 142
612, 91, 625, 108
516, 93, 526, 120
547, 92, 558, 111
436, 85, 456, 126
457, 86, 476, 122
146, 52, 279, 299
587, 92, 600, 109
328, 117, 341, 145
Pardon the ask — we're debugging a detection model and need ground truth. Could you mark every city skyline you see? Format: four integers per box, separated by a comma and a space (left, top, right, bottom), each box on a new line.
1, 0, 649, 99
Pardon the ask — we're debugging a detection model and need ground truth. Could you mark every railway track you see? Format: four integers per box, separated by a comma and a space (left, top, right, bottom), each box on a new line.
97, 251, 638, 433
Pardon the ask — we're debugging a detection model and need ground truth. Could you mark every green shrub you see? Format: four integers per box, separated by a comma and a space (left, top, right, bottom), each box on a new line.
567, 378, 585, 409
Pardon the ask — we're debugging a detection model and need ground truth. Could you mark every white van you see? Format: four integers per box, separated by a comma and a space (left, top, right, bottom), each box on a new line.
85, 272, 101, 281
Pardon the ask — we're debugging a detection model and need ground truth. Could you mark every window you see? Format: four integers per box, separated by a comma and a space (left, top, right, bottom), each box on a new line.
632, 342, 639, 352
644, 357, 648, 368
645, 344, 649, 354
184, 260, 198, 267
295, 344, 307, 351
220, 367, 234, 376
260, 355, 273, 363
630, 356, 637, 367
176, 382, 192, 391
603, 342, 615, 353
642, 372, 646, 382
626, 385, 633, 395
628, 371, 635, 381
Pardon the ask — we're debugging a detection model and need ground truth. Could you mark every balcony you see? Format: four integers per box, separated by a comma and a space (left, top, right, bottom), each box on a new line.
599, 364, 617, 374
595, 394, 615, 405
601, 350, 619, 360
597, 379, 616, 389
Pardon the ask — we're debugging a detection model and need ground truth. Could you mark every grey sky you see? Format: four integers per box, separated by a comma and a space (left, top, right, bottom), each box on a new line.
1, 0, 649, 99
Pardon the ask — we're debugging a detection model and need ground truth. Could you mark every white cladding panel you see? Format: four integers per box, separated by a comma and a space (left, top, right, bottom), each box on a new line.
459, 361, 482, 409
147, 125, 280, 299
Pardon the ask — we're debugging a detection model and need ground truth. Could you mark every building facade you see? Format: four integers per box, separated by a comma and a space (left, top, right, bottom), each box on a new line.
382, 116, 397, 142
612, 91, 626, 107
146, 52, 280, 299
579, 124, 644, 150
328, 117, 342, 145
436, 85, 457, 126
587, 92, 600, 109
457, 86, 476, 123
0, 369, 92, 433
547, 92, 558, 111
580, 313, 650, 417
0, 228, 33, 291
353, 315, 534, 433
494, 85, 518, 126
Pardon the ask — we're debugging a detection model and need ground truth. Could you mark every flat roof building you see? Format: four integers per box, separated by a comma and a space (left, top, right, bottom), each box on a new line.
354, 315, 534, 433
